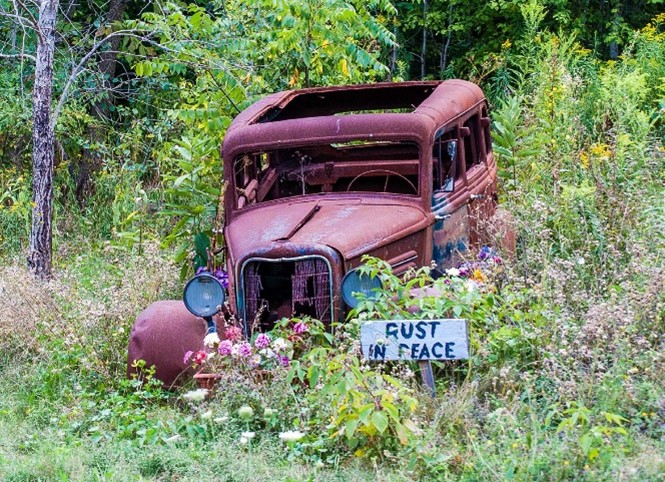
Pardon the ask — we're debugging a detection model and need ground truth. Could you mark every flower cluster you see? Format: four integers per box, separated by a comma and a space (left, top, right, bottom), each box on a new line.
443, 246, 503, 289
194, 266, 229, 289
185, 325, 296, 374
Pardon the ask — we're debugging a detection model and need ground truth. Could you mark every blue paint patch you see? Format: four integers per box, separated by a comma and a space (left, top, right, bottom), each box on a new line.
433, 237, 468, 267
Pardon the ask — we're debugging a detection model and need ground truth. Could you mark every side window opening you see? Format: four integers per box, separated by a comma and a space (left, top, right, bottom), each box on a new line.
433, 128, 458, 192
462, 114, 483, 172
481, 106, 492, 159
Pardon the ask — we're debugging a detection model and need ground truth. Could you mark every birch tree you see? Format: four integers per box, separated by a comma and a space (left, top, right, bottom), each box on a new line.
0, 0, 153, 278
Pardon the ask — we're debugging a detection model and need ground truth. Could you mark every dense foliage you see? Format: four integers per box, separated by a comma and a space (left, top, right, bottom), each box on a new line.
1, 0, 664, 480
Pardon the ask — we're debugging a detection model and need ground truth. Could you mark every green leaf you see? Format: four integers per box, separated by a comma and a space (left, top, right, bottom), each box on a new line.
345, 418, 360, 439
371, 411, 389, 434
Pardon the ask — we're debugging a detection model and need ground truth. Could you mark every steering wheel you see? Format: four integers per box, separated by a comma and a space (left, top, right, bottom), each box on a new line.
346, 169, 417, 194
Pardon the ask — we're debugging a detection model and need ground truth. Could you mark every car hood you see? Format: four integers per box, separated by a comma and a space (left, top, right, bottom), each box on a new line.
225, 197, 431, 262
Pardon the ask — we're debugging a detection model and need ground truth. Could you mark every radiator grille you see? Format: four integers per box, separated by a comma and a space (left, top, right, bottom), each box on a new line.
243, 258, 332, 328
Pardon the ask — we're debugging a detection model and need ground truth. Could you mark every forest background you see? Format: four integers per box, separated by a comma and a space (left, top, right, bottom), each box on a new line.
0, 0, 664, 480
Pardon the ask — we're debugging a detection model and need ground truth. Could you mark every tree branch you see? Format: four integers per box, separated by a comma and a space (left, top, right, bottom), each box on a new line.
0, 51, 36, 61
51, 29, 155, 128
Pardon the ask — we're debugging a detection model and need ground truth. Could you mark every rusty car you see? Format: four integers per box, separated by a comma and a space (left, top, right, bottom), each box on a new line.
128, 80, 513, 385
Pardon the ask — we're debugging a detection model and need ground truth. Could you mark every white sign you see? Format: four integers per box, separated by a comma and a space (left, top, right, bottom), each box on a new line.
360, 319, 469, 361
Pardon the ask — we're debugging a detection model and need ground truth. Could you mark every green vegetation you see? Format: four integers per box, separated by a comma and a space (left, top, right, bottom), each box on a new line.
1, 1, 664, 480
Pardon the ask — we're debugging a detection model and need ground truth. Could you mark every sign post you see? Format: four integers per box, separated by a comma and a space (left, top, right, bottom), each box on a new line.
360, 319, 469, 398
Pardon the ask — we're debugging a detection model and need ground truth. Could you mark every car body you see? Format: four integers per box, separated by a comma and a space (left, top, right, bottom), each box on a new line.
128, 80, 512, 385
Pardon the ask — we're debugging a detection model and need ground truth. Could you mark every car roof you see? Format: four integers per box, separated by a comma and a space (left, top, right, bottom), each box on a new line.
222, 80, 486, 161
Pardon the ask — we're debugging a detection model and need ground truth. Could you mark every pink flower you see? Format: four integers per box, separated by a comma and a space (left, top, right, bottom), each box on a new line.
225, 326, 243, 342
192, 350, 207, 364
237, 342, 252, 358
254, 333, 271, 349
218, 340, 233, 356
292, 321, 309, 335
183, 350, 194, 365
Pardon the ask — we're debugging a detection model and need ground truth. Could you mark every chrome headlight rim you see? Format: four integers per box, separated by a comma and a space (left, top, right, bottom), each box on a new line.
341, 268, 383, 308
183, 272, 226, 318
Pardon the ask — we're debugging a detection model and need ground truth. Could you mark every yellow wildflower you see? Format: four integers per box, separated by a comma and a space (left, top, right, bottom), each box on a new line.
501, 39, 512, 49
472, 269, 487, 283
580, 151, 590, 169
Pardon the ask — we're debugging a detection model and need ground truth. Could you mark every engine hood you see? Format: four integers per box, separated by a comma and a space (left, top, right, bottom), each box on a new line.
225, 197, 431, 263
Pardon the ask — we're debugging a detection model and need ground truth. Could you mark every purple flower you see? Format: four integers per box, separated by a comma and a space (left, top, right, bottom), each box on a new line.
183, 350, 193, 364
237, 342, 252, 358
278, 355, 290, 367
218, 340, 233, 356
478, 245, 497, 261
196, 266, 208, 275
493, 255, 503, 265
214, 268, 229, 289
254, 333, 271, 349
292, 321, 309, 335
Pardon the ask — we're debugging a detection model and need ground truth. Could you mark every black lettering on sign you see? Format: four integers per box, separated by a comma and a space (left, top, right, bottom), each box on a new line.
419, 343, 430, 359
386, 322, 398, 339
431, 342, 443, 358
373, 344, 386, 360
401, 323, 414, 339
445, 342, 455, 358
429, 321, 441, 337
410, 343, 420, 359
399, 343, 410, 357
415, 321, 427, 339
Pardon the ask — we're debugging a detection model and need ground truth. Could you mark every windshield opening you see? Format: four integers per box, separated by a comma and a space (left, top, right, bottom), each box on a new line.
233, 140, 420, 208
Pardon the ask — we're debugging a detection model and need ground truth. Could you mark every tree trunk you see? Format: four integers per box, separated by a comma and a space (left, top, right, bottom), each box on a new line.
439, 3, 453, 75
421, 0, 427, 80
76, 0, 128, 205
27, 0, 59, 279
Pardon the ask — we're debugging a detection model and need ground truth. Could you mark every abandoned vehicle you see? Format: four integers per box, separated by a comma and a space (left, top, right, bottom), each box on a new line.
128, 80, 513, 385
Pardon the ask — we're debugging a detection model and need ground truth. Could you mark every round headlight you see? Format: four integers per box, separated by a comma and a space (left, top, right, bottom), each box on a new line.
183, 273, 226, 318
341, 268, 382, 308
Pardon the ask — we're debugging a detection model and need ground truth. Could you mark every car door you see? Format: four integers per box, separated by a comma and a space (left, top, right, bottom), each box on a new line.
431, 125, 470, 270
462, 108, 496, 246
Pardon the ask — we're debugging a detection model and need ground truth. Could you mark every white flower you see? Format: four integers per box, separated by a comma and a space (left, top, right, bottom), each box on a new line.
214, 416, 229, 423
238, 405, 254, 420
259, 348, 276, 359
242, 431, 256, 440
200, 410, 213, 419
464, 279, 477, 292
239, 436, 249, 444
204, 332, 221, 348
446, 267, 460, 277
182, 389, 208, 402
279, 430, 305, 442
577, 257, 586, 265
272, 337, 288, 352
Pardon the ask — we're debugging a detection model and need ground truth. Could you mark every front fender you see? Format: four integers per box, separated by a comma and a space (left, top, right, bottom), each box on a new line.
127, 300, 207, 387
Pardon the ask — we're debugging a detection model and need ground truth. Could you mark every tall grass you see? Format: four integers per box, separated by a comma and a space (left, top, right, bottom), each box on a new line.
0, 7, 664, 480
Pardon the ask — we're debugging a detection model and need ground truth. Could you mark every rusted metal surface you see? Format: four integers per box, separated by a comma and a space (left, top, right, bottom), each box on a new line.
221, 79, 502, 331
128, 79, 512, 385
127, 300, 209, 386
